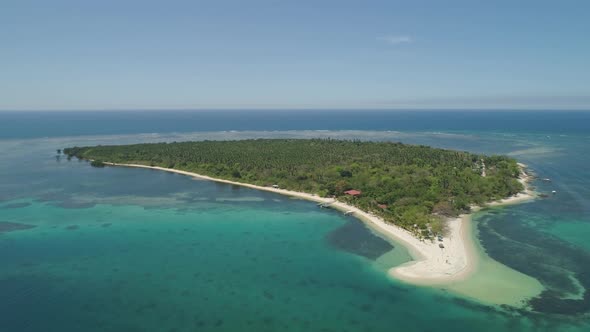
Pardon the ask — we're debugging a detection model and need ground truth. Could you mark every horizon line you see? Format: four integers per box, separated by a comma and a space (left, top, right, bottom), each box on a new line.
1, 107, 590, 112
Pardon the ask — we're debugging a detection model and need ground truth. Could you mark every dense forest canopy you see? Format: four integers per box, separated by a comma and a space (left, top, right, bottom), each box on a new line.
65, 139, 524, 237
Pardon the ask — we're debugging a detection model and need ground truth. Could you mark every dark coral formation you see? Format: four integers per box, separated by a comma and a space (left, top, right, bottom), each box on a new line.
0, 221, 36, 234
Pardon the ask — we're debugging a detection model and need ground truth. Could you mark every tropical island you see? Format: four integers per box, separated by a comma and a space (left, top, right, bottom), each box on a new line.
64, 139, 532, 285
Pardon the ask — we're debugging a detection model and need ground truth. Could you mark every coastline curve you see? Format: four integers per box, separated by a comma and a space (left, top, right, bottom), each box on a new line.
98, 161, 535, 292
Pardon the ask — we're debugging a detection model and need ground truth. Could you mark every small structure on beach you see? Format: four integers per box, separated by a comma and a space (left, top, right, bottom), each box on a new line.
272, 184, 279, 189
318, 201, 335, 208
439, 243, 445, 249
344, 189, 362, 196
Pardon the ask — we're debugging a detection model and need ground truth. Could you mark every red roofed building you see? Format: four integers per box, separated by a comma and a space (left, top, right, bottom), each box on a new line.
377, 204, 388, 209
344, 189, 362, 196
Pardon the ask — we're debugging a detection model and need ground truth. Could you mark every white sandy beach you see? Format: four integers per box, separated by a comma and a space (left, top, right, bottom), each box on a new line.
390, 163, 535, 284
104, 162, 534, 286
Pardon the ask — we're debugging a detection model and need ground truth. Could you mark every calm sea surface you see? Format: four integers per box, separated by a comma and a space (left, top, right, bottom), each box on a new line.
0, 110, 589, 331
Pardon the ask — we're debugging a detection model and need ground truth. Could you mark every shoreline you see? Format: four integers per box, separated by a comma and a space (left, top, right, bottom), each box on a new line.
102, 161, 535, 286
389, 162, 536, 284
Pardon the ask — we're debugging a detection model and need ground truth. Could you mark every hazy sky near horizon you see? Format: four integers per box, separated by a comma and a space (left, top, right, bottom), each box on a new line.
1, 0, 589, 110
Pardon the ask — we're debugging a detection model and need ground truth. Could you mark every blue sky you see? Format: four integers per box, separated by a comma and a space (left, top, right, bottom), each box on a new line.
1, 0, 589, 110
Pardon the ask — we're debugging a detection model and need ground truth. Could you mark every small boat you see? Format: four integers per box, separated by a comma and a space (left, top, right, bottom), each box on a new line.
318, 201, 335, 208
542, 178, 552, 182
552, 190, 557, 195
344, 211, 354, 216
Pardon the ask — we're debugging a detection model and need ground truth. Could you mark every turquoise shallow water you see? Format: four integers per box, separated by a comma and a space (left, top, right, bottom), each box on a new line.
1, 124, 590, 331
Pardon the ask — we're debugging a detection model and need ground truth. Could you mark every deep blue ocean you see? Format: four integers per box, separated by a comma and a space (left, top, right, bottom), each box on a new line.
1, 110, 589, 332
1, 110, 589, 139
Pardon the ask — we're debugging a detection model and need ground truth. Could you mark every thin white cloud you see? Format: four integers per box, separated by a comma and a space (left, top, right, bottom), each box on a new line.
378, 35, 412, 45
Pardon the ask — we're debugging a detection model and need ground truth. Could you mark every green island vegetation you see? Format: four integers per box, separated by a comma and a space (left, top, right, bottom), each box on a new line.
64, 139, 524, 237
90, 160, 105, 168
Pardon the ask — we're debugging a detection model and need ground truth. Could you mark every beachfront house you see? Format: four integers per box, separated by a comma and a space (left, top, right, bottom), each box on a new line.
344, 189, 362, 197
